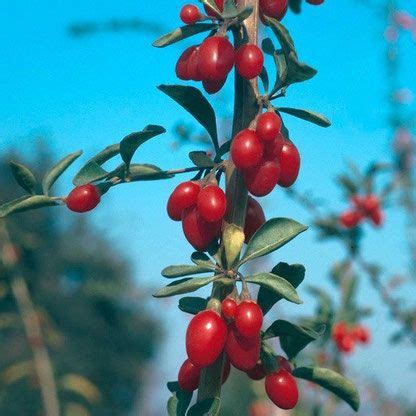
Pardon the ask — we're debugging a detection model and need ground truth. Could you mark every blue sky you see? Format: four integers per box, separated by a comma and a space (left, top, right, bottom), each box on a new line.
1, 0, 416, 413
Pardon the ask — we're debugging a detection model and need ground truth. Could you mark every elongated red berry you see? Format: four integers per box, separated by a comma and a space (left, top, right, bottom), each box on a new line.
339, 210, 363, 229
369, 208, 383, 227
244, 159, 281, 197
197, 185, 227, 222
178, 358, 201, 391
235, 44, 264, 80
231, 129, 264, 169
235, 300, 263, 339
265, 369, 298, 410
66, 184, 101, 213
176, 46, 195, 80
332, 321, 346, 342
186, 310, 228, 367
167, 181, 201, 221
353, 325, 370, 344
221, 297, 237, 320
203, 77, 227, 94
277, 356, 292, 373
260, 0, 288, 21
263, 133, 285, 160
187, 46, 204, 81
246, 362, 267, 380
180, 4, 201, 25
182, 206, 221, 251
337, 335, 355, 354
256, 112, 282, 142
244, 196, 266, 243
278, 140, 300, 187
198, 36, 235, 81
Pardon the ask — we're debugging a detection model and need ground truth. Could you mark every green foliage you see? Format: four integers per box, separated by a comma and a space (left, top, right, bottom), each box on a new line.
178, 296, 208, 314
187, 398, 220, 416
0, 195, 60, 218
73, 161, 109, 186
162, 264, 214, 278
189, 151, 215, 169
276, 107, 331, 127
153, 276, 218, 298
9, 161, 38, 194
167, 382, 193, 416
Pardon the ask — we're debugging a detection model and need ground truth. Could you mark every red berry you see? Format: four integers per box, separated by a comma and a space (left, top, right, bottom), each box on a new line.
66, 184, 101, 213
231, 129, 264, 169
202, 77, 227, 94
278, 140, 300, 187
197, 185, 227, 222
221, 297, 237, 320
339, 210, 363, 229
244, 196, 266, 243
265, 369, 298, 410
332, 321, 346, 342
353, 326, 370, 344
369, 208, 384, 227
225, 324, 260, 371
277, 356, 292, 373
182, 206, 221, 251
256, 112, 282, 142
362, 195, 380, 214
180, 4, 201, 25
307, 0, 324, 4
338, 335, 355, 354
235, 44, 264, 80
246, 362, 267, 380
244, 159, 281, 197
235, 300, 263, 339
198, 36, 235, 81
176, 46, 195, 80
263, 133, 285, 160
167, 181, 201, 221
178, 358, 201, 391
186, 310, 228, 367
187, 46, 204, 81
260, 0, 288, 21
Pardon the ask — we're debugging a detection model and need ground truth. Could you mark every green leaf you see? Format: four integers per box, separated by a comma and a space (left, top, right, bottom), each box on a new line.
88, 144, 120, 165
200, 0, 221, 16
187, 398, 220, 416
73, 161, 108, 186
238, 218, 307, 266
128, 164, 173, 181
261, 38, 275, 56
153, 23, 217, 48
120, 125, 166, 169
0, 195, 60, 218
259, 67, 269, 93
277, 108, 331, 128
189, 151, 215, 169
293, 367, 360, 411
263, 320, 324, 359
178, 296, 208, 314
162, 265, 214, 278
158, 85, 218, 151
214, 139, 231, 162
234, 6, 254, 23
246, 273, 302, 304
9, 162, 37, 194
191, 252, 216, 268
222, 0, 238, 17
288, 0, 302, 13
257, 263, 305, 314
42, 151, 82, 195
307, 285, 333, 320
153, 276, 217, 298
167, 382, 193, 416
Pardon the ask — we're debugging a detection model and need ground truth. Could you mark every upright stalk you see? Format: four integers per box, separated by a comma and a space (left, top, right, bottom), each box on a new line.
197, 0, 260, 403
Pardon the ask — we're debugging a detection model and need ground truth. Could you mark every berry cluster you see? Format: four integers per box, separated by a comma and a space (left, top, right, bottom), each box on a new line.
339, 194, 383, 229
178, 297, 299, 410
332, 321, 370, 354
65, 184, 101, 213
231, 111, 301, 196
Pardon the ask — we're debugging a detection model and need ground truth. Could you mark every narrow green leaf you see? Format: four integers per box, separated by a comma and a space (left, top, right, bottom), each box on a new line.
191, 252, 216, 268
9, 162, 37, 194
293, 367, 360, 411
259, 67, 269, 93
257, 263, 305, 314
307, 285, 334, 320
189, 151, 215, 168
235, 6, 254, 23
158, 85, 218, 151
214, 139, 231, 162
246, 273, 302, 304
0, 195, 60, 218
222, 0, 238, 17
88, 143, 120, 165
238, 218, 307, 266
167, 382, 193, 416
266, 17, 295, 55
187, 398, 220, 416
277, 107, 331, 127
162, 265, 214, 278
73, 161, 108, 186
200, 0, 221, 16
153, 23, 217, 48
178, 296, 208, 314
261, 38, 275, 56
120, 125, 166, 169
153, 276, 217, 298
42, 151, 82, 195
128, 164, 173, 181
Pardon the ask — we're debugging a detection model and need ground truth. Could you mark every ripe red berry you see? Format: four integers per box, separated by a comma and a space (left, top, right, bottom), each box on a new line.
369, 208, 384, 227
244, 159, 281, 197
259, 0, 288, 21
362, 195, 380, 214
167, 181, 201, 221
244, 196, 266, 243
265, 369, 299, 410
339, 210, 363, 229
176, 46, 195, 80
66, 184, 101, 213
197, 185, 227, 222
256, 112, 282, 142
332, 321, 346, 343
278, 140, 300, 187
202, 77, 227, 94
246, 362, 267, 380
277, 356, 292, 373
307, 0, 324, 4
263, 133, 285, 160
178, 358, 201, 391
235, 300, 263, 339
235, 44, 264, 80
231, 129, 264, 169
182, 206, 221, 251
180, 4, 201, 25
353, 326, 370, 344
198, 36, 235, 81
338, 335, 355, 354
186, 310, 228, 367
187, 46, 204, 81
225, 325, 261, 371
221, 297, 237, 320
